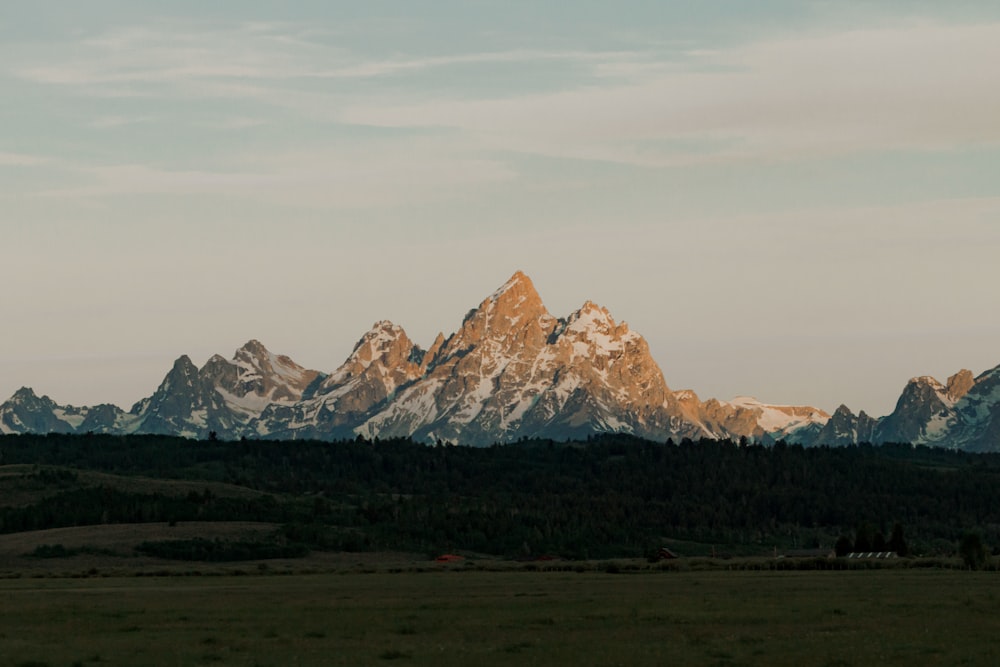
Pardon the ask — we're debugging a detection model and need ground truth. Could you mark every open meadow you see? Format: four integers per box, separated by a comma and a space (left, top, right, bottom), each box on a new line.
2, 569, 999, 666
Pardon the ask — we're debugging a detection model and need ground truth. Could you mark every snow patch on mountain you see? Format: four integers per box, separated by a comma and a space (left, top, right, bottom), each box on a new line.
727, 396, 829, 433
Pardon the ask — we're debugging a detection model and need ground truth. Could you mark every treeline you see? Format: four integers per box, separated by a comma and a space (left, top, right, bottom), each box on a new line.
3, 433, 1000, 558
0, 487, 292, 534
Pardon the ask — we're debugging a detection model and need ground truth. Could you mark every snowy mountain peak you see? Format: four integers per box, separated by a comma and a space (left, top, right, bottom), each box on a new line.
318, 321, 423, 398
477, 271, 550, 324
576, 300, 609, 316
352, 320, 408, 352
489, 270, 534, 301
440, 273, 556, 366
564, 301, 637, 346
572, 300, 611, 324
874, 372, 958, 446
236, 339, 269, 358
352, 273, 679, 445
724, 396, 830, 436
909, 375, 945, 390
342, 321, 418, 371
1, 386, 85, 435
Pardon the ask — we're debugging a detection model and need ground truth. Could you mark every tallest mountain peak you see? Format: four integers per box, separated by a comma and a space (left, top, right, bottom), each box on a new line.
489, 270, 537, 302
478, 270, 550, 325
444, 271, 554, 357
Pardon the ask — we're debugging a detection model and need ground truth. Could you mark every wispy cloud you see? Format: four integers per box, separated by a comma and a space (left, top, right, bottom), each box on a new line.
306, 48, 642, 80
198, 117, 268, 130
8, 17, 1000, 205
338, 21, 1000, 165
0, 151, 50, 166
12, 21, 637, 88
89, 115, 158, 128
22, 142, 516, 208
12, 22, 325, 88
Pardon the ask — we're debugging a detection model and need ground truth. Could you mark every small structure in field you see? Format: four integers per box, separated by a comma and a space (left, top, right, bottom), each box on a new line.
846, 552, 898, 559
435, 554, 464, 563
657, 547, 679, 560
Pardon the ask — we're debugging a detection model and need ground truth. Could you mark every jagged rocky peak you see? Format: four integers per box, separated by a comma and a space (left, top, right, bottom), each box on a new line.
9, 386, 40, 404
562, 300, 640, 349
900, 375, 948, 402
946, 369, 975, 402
874, 374, 957, 446
200, 353, 236, 382
567, 300, 614, 329
234, 339, 313, 378
235, 338, 269, 360
421, 332, 447, 372
437, 272, 558, 365
828, 404, 858, 428
212, 339, 320, 404
464, 271, 553, 335
320, 321, 424, 394
232, 340, 275, 374
890, 375, 949, 414
301, 320, 426, 432
832, 404, 853, 417
339, 321, 422, 372
165, 355, 199, 386
800, 403, 862, 447
0, 386, 78, 435
4, 387, 59, 412
555, 298, 669, 400
125, 353, 210, 434
488, 270, 546, 313
349, 321, 417, 365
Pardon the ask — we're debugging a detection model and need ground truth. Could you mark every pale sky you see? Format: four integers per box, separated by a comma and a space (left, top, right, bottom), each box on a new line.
3, 1, 1000, 418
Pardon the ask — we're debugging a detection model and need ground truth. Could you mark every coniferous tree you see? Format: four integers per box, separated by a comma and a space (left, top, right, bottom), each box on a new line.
834, 535, 853, 557
888, 522, 908, 556
854, 523, 874, 552
959, 532, 988, 570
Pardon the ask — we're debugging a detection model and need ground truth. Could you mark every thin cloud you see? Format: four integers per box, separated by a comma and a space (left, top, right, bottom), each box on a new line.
90, 115, 158, 128
24, 143, 516, 209
305, 49, 643, 80
12, 21, 640, 88
339, 21, 1000, 165
0, 151, 49, 166
9, 18, 1000, 200
205, 117, 268, 130
13, 22, 326, 86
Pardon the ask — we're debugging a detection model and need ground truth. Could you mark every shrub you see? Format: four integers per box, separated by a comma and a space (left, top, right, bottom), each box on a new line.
136, 538, 308, 562
959, 533, 988, 570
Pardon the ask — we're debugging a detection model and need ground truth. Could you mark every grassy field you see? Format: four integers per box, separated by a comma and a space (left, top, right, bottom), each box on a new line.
1, 569, 999, 666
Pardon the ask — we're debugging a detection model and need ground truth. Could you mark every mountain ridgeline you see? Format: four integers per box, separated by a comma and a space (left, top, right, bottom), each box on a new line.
2, 272, 998, 450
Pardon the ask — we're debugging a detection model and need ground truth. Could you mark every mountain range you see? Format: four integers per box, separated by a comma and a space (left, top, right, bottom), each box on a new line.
2, 271, 998, 450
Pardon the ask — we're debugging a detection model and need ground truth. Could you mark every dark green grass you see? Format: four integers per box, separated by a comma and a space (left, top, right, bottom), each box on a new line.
2, 570, 1000, 666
